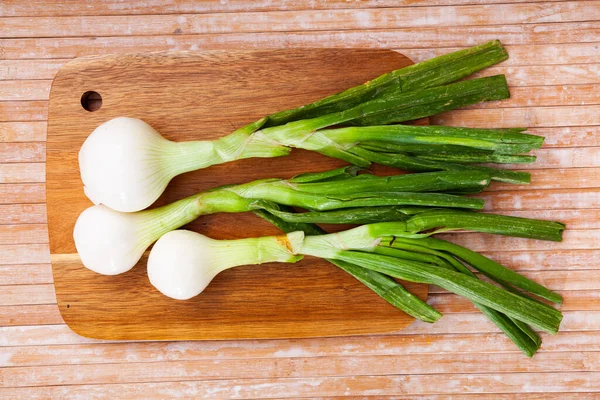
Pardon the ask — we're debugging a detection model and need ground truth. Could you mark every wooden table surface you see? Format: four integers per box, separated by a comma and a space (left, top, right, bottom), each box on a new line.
1, 1, 599, 398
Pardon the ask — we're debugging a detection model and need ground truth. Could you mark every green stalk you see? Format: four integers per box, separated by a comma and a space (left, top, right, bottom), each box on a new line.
417, 153, 536, 164
360, 143, 500, 155
225, 174, 487, 211
260, 204, 413, 225
264, 40, 509, 127
362, 142, 538, 157
351, 75, 510, 126
111, 170, 493, 250
294, 221, 562, 301
260, 75, 510, 166
322, 125, 543, 155
378, 238, 541, 356
290, 170, 491, 195
405, 209, 565, 241
393, 236, 563, 303
253, 208, 442, 323
373, 245, 452, 267
289, 166, 361, 183
250, 189, 484, 211
477, 309, 541, 357
346, 145, 531, 184
309, 250, 562, 334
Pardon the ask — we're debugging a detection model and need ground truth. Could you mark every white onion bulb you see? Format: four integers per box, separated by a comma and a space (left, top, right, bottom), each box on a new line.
73, 204, 155, 275
78, 117, 288, 213
79, 117, 178, 212
148, 230, 304, 300
147, 230, 219, 300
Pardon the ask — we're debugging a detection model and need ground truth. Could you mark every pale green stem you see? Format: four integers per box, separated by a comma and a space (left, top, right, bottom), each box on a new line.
161, 119, 290, 176
209, 232, 304, 273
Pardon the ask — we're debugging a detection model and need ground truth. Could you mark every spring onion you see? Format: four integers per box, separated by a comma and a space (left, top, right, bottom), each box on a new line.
259, 208, 543, 356
73, 169, 492, 275
73, 168, 564, 276
254, 206, 443, 323
265, 40, 509, 126
79, 40, 511, 212
147, 224, 562, 335
148, 230, 305, 300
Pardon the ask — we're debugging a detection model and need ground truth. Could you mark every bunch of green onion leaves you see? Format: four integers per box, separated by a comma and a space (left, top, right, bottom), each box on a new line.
74, 40, 564, 357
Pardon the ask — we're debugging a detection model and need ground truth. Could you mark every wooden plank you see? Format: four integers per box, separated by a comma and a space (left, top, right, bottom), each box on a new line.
474, 64, 600, 86
2, 61, 599, 87
431, 106, 600, 127
531, 148, 600, 169
0, 163, 45, 183
0, 330, 598, 368
497, 209, 600, 230
0, 284, 55, 306
404, 310, 598, 333
468, 84, 600, 109
478, 188, 600, 211
487, 148, 600, 169
1, 311, 597, 347
2, 372, 600, 398
0, 204, 46, 225
480, 249, 600, 271
327, 395, 598, 399
2, 330, 599, 368
0, 324, 101, 347
0, 224, 48, 245
532, 127, 600, 148
0, 60, 65, 80
0, 0, 580, 17
3, 350, 600, 388
439, 230, 600, 252
2, 42, 596, 69
0, 122, 46, 142
489, 168, 600, 191
0, 183, 45, 204
0, 80, 51, 101
1, 25, 598, 59
0, 264, 52, 285
0, 143, 45, 162
2, 2, 598, 38
429, 290, 599, 313
492, 270, 600, 291
0, 103, 48, 122
0, 304, 62, 327
408, 43, 600, 66
0, 244, 49, 264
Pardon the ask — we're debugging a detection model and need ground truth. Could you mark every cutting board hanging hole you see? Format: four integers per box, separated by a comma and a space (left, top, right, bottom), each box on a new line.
81, 91, 102, 112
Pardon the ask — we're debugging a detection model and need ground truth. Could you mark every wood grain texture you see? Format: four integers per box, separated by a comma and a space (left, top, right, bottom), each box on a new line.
2, 24, 600, 60
46, 49, 428, 340
3, 0, 600, 397
3, 1, 598, 37
0, 0, 582, 17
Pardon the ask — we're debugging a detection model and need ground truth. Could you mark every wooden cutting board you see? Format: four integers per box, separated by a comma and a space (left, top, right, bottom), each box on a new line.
47, 49, 429, 340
